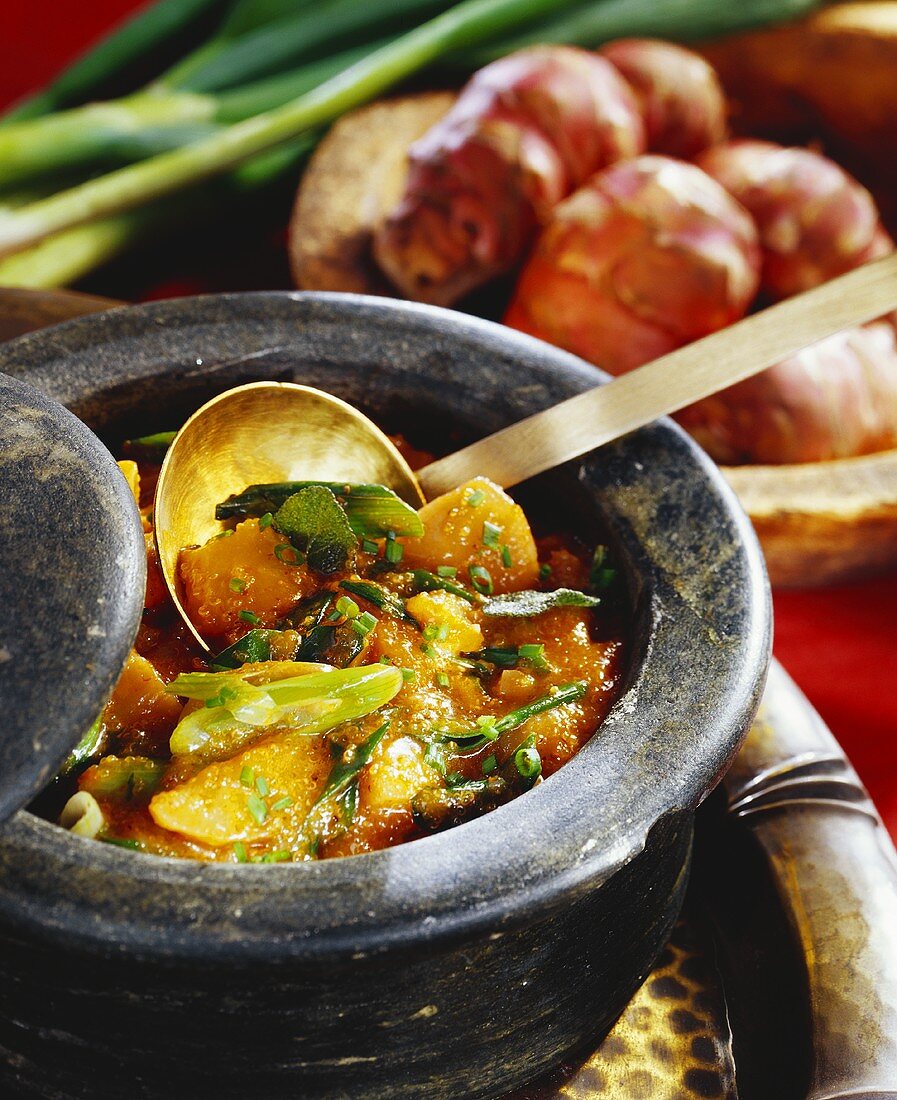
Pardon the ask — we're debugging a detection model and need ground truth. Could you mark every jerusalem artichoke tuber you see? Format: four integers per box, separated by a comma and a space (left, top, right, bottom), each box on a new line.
676, 322, 897, 465
504, 155, 761, 375
697, 140, 892, 299
600, 38, 727, 159
373, 45, 645, 306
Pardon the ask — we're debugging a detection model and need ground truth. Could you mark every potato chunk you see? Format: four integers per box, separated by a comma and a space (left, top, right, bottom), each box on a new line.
405, 590, 483, 655
103, 650, 183, 738
179, 518, 313, 641
360, 736, 435, 811
402, 477, 538, 593
150, 731, 332, 847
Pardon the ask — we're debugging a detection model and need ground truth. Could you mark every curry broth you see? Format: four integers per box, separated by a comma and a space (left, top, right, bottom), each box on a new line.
42, 435, 625, 863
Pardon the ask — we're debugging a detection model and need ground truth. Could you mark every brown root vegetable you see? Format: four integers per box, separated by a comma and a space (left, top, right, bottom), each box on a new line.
677, 322, 897, 465
504, 155, 760, 376
373, 46, 645, 306
697, 140, 892, 299
600, 38, 727, 159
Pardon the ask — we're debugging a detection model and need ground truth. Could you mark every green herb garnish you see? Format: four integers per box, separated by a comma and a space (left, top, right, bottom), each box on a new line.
274, 542, 305, 567
435, 682, 586, 752
246, 792, 268, 824
274, 485, 356, 575
339, 579, 415, 623
121, 430, 176, 460
238, 609, 261, 625
589, 545, 618, 592
411, 569, 479, 605
481, 588, 599, 618
167, 663, 403, 758
217, 481, 423, 538
351, 611, 378, 638
466, 643, 550, 671
468, 563, 493, 595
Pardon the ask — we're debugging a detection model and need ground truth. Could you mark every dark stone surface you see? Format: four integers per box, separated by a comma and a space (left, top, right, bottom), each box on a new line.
0, 293, 771, 1098
0, 372, 144, 825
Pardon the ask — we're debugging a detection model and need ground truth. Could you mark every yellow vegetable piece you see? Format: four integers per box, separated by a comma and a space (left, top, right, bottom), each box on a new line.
402, 477, 538, 593
179, 517, 313, 641
150, 731, 332, 847
117, 460, 140, 504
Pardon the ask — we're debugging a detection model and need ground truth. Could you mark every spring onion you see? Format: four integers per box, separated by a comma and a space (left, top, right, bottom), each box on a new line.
217, 481, 424, 538
0, 0, 581, 260
167, 662, 402, 757
411, 569, 479, 605
436, 681, 586, 751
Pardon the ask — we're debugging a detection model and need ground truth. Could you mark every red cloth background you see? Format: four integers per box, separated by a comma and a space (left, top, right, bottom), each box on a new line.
4, 1, 897, 838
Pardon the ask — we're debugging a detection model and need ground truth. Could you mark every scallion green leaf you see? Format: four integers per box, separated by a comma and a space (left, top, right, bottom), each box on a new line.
481, 588, 599, 618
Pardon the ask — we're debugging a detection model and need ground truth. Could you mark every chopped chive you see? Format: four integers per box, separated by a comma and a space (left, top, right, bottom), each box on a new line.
423, 622, 447, 642
468, 564, 493, 595
411, 569, 479, 604
384, 531, 404, 563
351, 611, 378, 638
436, 671, 450, 687
482, 754, 497, 775
515, 745, 542, 779
362, 538, 379, 555
247, 793, 268, 824
437, 565, 457, 578
233, 841, 249, 863
259, 512, 275, 529
229, 576, 247, 594
259, 850, 291, 863
274, 542, 305, 566
501, 545, 513, 568
336, 595, 360, 619
401, 668, 416, 682
239, 609, 261, 625
100, 836, 141, 851
482, 521, 502, 549
539, 563, 552, 581
255, 775, 270, 797
272, 796, 293, 812
420, 642, 437, 659
518, 643, 549, 670
240, 766, 255, 788
467, 489, 485, 507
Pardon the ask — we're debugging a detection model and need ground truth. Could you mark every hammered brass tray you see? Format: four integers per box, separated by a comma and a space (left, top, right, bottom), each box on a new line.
514, 661, 897, 1099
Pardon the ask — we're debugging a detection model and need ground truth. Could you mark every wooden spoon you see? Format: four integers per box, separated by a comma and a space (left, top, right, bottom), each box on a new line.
154, 249, 897, 648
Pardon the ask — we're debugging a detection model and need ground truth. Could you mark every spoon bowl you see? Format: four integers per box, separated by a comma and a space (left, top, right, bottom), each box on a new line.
154, 380, 423, 650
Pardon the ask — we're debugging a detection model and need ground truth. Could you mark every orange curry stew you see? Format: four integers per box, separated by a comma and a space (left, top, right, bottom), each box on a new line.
51, 432, 624, 863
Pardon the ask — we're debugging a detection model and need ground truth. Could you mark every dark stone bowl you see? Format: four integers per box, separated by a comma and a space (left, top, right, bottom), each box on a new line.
0, 293, 770, 1099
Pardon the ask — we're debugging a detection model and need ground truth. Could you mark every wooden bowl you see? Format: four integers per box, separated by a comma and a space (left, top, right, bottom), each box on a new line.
288, 9, 897, 588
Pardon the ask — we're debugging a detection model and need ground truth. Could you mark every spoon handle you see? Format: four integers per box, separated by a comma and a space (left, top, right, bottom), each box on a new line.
417, 250, 897, 498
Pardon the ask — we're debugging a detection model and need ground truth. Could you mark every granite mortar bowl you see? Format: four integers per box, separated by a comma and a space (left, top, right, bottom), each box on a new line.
0, 293, 770, 1099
